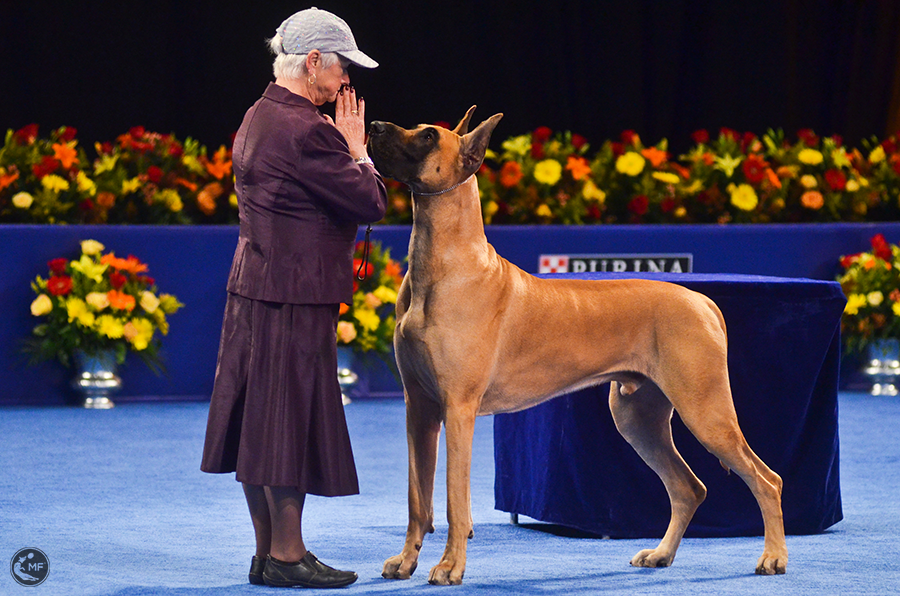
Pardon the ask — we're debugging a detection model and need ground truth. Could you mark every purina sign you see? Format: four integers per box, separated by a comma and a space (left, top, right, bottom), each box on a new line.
539, 253, 693, 274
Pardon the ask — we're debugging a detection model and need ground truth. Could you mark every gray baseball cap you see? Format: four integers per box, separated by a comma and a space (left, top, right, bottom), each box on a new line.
276, 7, 378, 69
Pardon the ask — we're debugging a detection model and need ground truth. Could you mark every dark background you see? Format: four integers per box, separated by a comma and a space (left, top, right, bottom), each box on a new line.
2, 0, 900, 153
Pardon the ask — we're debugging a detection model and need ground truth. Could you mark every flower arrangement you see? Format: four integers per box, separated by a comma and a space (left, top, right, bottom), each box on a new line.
837, 233, 900, 355
25, 239, 183, 371
337, 240, 404, 358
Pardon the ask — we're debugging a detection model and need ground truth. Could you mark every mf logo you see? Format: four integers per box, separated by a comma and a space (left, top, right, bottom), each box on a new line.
539, 254, 693, 274
10, 548, 49, 587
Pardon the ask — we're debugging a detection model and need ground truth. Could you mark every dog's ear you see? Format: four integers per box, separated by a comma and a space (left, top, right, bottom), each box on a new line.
459, 113, 503, 174
452, 105, 478, 135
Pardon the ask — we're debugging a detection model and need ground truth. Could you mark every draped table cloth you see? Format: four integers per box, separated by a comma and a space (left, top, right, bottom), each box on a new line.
493, 273, 846, 537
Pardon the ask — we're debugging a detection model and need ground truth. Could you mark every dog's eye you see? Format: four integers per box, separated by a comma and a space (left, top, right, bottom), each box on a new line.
422, 129, 436, 143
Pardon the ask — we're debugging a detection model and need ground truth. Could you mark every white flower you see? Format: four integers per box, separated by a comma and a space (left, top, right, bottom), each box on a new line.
80, 239, 105, 255
140, 291, 160, 314
30, 294, 52, 316
12, 192, 33, 209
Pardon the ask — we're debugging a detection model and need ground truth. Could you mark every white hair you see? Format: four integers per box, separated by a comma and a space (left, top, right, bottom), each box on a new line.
268, 35, 343, 81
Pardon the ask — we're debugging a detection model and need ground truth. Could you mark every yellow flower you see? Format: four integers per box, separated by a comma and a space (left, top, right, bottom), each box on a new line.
893, 302, 900, 317
535, 204, 553, 218
844, 293, 867, 315
122, 177, 141, 194
181, 154, 205, 175
12, 192, 34, 209
831, 148, 851, 168
41, 174, 70, 193
158, 294, 183, 314
798, 148, 824, 165
615, 152, 646, 176
86, 291, 110, 311
157, 188, 183, 212
229, 193, 238, 208
867, 291, 884, 306
337, 321, 358, 343
869, 146, 886, 164
652, 171, 680, 184
31, 294, 53, 316
729, 184, 758, 211
81, 239, 105, 255
96, 315, 128, 339
800, 175, 818, 189
483, 200, 499, 223
94, 152, 119, 174
70, 254, 108, 283
582, 179, 606, 203
501, 135, 531, 157
674, 206, 687, 218
140, 291, 160, 314
66, 298, 88, 323
533, 159, 563, 185
713, 154, 743, 177
124, 318, 154, 350
373, 285, 398, 304
76, 171, 97, 196
353, 307, 381, 332
846, 179, 860, 192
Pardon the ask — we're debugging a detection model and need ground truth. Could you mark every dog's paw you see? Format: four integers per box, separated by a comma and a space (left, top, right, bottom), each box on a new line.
382, 554, 417, 580
755, 551, 788, 575
630, 548, 675, 568
428, 560, 465, 585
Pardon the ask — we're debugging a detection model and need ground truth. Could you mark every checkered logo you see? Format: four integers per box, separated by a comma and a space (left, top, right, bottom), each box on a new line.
539, 255, 569, 273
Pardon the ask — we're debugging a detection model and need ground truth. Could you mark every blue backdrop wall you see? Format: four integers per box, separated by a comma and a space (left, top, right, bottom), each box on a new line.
2, 222, 897, 406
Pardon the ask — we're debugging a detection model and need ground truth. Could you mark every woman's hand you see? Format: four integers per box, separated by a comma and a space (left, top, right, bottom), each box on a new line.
333, 85, 368, 161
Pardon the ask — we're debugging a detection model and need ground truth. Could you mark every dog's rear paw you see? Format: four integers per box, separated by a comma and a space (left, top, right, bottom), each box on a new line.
755, 552, 788, 575
630, 548, 674, 568
382, 554, 417, 580
428, 560, 465, 585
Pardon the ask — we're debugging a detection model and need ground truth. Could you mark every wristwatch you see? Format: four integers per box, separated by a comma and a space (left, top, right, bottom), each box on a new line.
355, 156, 374, 167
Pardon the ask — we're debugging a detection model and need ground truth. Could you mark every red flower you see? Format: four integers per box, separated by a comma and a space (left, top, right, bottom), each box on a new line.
79, 199, 94, 211
168, 143, 184, 157
571, 134, 588, 150
824, 169, 847, 191
129, 126, 146, 139
433, 121, 452, 130
660, 197, 676, 213
586, 204, 602, 220
533, 126, 553, 143
797, 129, 819, 147
627, 195, 649, 216
742, 155, 768, 185
620, 129, 638, 145
691, 129, 709, 144
531, 142, 545, 159
47, 275, 73, 296
871, 234, 893, 261
882, 138, 897, 155
719, 127, 739, 141
48, 258, 68, 275
610, 142, 625, 157
832, 134, 843, 148
32, 156, 60, 179
97, 142, 114, 155
137, 275, 156, 287
352, 259, 374, 279
14, 124, 39, 144
740, 132, 757, 153
109, 271, 128, 289
58, 126, 77, 142
147, 165, 164, 184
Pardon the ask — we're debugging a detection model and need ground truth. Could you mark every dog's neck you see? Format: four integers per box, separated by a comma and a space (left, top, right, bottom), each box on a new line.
406, 176, 491, 283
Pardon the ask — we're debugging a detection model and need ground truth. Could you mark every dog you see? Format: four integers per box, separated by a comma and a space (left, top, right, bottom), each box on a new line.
366, 107, 788, 585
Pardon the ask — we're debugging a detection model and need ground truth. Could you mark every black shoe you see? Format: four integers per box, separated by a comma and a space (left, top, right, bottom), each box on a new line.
263, 552, 358, 588
249, 555, 266, 585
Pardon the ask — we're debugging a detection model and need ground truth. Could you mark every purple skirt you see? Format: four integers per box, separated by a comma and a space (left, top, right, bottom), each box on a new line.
200, 293, 359, 496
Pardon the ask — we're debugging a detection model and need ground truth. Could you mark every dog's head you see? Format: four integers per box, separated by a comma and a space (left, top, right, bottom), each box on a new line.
367, 106, 503, 195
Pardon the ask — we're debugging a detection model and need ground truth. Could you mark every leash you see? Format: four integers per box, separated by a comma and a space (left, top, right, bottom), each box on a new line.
355, 224, 373, 280
411, 173, 475, 197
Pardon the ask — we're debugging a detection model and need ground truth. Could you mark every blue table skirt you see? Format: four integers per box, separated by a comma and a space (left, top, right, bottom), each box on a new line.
493, 273, 846, 538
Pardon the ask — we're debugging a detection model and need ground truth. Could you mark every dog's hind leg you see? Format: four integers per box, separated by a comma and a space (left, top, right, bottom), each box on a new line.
670, 382, 788, 575
609, 381, 708, 569
383, 385, 443, 580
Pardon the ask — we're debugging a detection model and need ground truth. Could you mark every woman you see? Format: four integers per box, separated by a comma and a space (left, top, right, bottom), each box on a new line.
200, 7, 386, 589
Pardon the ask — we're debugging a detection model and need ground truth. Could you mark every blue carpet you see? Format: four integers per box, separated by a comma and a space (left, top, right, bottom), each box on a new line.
0, 392, 897, 595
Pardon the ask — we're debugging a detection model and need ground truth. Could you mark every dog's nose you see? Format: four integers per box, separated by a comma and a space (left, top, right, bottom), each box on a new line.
369, 121, 386, 136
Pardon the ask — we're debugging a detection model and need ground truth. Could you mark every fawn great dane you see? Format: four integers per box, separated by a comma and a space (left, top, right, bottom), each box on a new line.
367, 107, 788, 585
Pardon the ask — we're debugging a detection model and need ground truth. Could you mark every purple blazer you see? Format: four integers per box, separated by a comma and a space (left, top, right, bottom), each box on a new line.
227, 83, 387, 305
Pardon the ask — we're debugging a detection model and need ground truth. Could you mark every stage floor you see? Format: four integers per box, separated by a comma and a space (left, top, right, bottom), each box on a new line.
0, 392, 896, 595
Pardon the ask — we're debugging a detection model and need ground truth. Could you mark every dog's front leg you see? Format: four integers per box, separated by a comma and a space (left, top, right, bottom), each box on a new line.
383, 389, 442, 580
428, 400, 478, 585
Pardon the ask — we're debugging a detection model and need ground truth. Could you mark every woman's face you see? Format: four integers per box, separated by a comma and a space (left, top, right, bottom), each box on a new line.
312, 58, 350, 105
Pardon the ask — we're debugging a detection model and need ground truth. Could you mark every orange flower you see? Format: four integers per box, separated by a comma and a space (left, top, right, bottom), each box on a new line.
175, 177, 198, 192
52, 142, 78, 169
499, 161, 523, 188
700, 152, 715, 166
385, 259, 404, 285
203, 145, 233, 180
670, 163, 691, 179
107, 289, 136, 311
101, 252, 149, 274
339, 303, 350, 315
0, 168, 19, 191
641, 146, 668, 168
801, 190, 824, 210
565, 156, 592, 181
96, 191, 116, 209
197, 182, 224, 216
765, 168, 782, 189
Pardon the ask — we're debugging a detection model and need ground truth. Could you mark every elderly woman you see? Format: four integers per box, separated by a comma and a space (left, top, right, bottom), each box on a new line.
200, 7, 386, 589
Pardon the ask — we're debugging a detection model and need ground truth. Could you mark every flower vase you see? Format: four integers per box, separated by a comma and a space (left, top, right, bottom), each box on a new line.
71, 350, 121, 409
337, 347, 358, 405
863, 338, 900, 396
